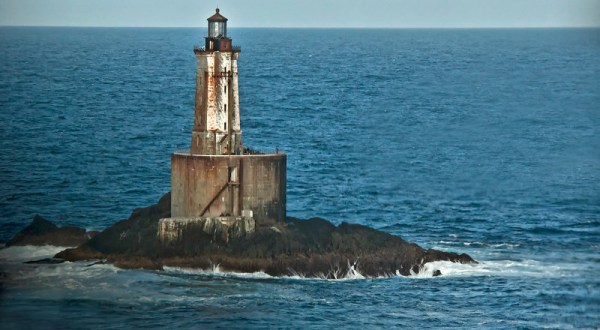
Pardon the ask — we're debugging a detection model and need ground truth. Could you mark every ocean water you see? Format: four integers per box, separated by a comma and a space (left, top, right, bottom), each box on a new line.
0, 27, 599, 328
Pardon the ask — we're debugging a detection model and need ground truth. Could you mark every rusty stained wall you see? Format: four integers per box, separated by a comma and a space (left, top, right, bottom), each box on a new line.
190, 131, 242, 156
171, 153, 286, 226
157, 217, 255, 243
191, 50, 241, 155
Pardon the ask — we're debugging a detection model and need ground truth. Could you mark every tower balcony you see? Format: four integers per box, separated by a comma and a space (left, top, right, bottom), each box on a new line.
194, 45, 241, 54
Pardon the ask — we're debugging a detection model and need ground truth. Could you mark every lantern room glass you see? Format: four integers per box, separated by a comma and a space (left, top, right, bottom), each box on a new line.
209, 21, 227, 38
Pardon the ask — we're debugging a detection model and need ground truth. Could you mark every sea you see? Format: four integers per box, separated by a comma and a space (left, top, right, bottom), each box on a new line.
0, 27, 598, 328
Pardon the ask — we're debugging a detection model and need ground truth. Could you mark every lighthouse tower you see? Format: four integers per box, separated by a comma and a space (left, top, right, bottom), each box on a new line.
191, 8, 242, 155
166, 9, 286, 231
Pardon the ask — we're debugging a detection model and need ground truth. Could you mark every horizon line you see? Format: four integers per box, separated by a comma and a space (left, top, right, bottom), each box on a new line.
2, 24, 600, 29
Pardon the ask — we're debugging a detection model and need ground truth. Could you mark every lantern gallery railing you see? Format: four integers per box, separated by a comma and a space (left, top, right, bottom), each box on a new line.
193, 45, 241, 53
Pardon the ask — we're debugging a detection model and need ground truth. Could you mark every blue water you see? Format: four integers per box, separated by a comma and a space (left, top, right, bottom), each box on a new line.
0, 27, 599, 328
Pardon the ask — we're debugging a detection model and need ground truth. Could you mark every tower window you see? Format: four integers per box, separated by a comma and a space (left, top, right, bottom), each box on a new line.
228, 166, 238, 183
224, 123, 227, 130
224, 85, 227, 93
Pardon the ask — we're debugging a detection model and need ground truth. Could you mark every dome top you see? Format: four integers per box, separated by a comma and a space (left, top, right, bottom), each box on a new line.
207, 8, 228, 22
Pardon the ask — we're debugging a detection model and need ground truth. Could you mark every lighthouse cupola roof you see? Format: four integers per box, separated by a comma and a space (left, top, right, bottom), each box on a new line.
208, 8, 228, 22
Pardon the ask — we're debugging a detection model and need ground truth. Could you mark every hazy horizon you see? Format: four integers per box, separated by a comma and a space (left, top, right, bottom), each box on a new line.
1, 0, 599, 29
2, 25, 600, 30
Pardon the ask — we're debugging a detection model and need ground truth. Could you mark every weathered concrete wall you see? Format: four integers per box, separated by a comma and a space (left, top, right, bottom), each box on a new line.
171, 153, 286, 226
191, 50, 241, 155
157, 217, 255, 244
190, 131, 242, 155
229, 52, 240, 131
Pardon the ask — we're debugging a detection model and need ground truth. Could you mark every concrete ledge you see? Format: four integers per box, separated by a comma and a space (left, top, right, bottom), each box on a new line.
172, 152, 285, 158
158, 216, 255, 243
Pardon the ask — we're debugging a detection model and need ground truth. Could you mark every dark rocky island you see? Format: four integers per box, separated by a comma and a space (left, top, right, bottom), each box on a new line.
4, 9, 475, 279
2, 10, 472, 278
6, 214, 98, 247
9, 192, 475, 278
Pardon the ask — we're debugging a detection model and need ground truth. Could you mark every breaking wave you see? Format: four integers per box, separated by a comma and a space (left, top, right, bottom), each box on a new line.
407, 259, 585, 279
0, 245, 69, 263
163, 265, 273, 280
163, 259, 367, 281
161, 258, 575, 280
1, 246, 588, 283
436, 240, 521, 249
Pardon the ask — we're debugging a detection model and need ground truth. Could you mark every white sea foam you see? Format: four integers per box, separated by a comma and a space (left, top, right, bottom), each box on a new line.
164, 259, 368, 281
405, 258, 582, 279
435, 241, 520, 249
344, 260, 366, 280
0, 246, 192, 305
0, 246, 121, 287
489, 243, 521, 248
0, 246, 585, 285
0, 245, 70, 263
163, 265, 273, 279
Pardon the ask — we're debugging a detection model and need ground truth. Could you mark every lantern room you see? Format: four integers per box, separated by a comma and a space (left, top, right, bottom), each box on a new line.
208, 8, 227, 37
205, 8, 232, 51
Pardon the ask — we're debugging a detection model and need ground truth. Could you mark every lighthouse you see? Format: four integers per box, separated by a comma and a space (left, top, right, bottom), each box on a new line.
165, 9, 286, 234
191, 8, 242, 155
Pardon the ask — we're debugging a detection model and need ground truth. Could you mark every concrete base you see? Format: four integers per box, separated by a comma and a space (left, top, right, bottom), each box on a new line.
158, 217, 255, 243
171, 152, 286, 226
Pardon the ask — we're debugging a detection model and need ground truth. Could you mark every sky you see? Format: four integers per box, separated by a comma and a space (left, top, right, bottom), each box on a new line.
0, 0, 599, 28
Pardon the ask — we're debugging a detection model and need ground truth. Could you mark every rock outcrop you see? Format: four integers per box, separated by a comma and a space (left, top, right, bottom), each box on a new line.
10, 193, 476, 278
6, 214, 98, 247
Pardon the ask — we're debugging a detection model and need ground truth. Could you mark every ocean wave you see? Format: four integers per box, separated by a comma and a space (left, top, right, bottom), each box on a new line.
436, 240, 521, 249
163, 265, 273, 280
0, 246, 588, 283
163, 259, 368, 281
163, 258, 573, 280
0, 245, 71, 263
407, 259, 582, 279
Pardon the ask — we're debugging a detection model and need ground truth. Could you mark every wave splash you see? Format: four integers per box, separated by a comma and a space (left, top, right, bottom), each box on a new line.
0, 245, 69, 263
287, 259, 366, 280
1, 246, 584, 282
407, 259, 583, 278
164, 259, 367, 280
